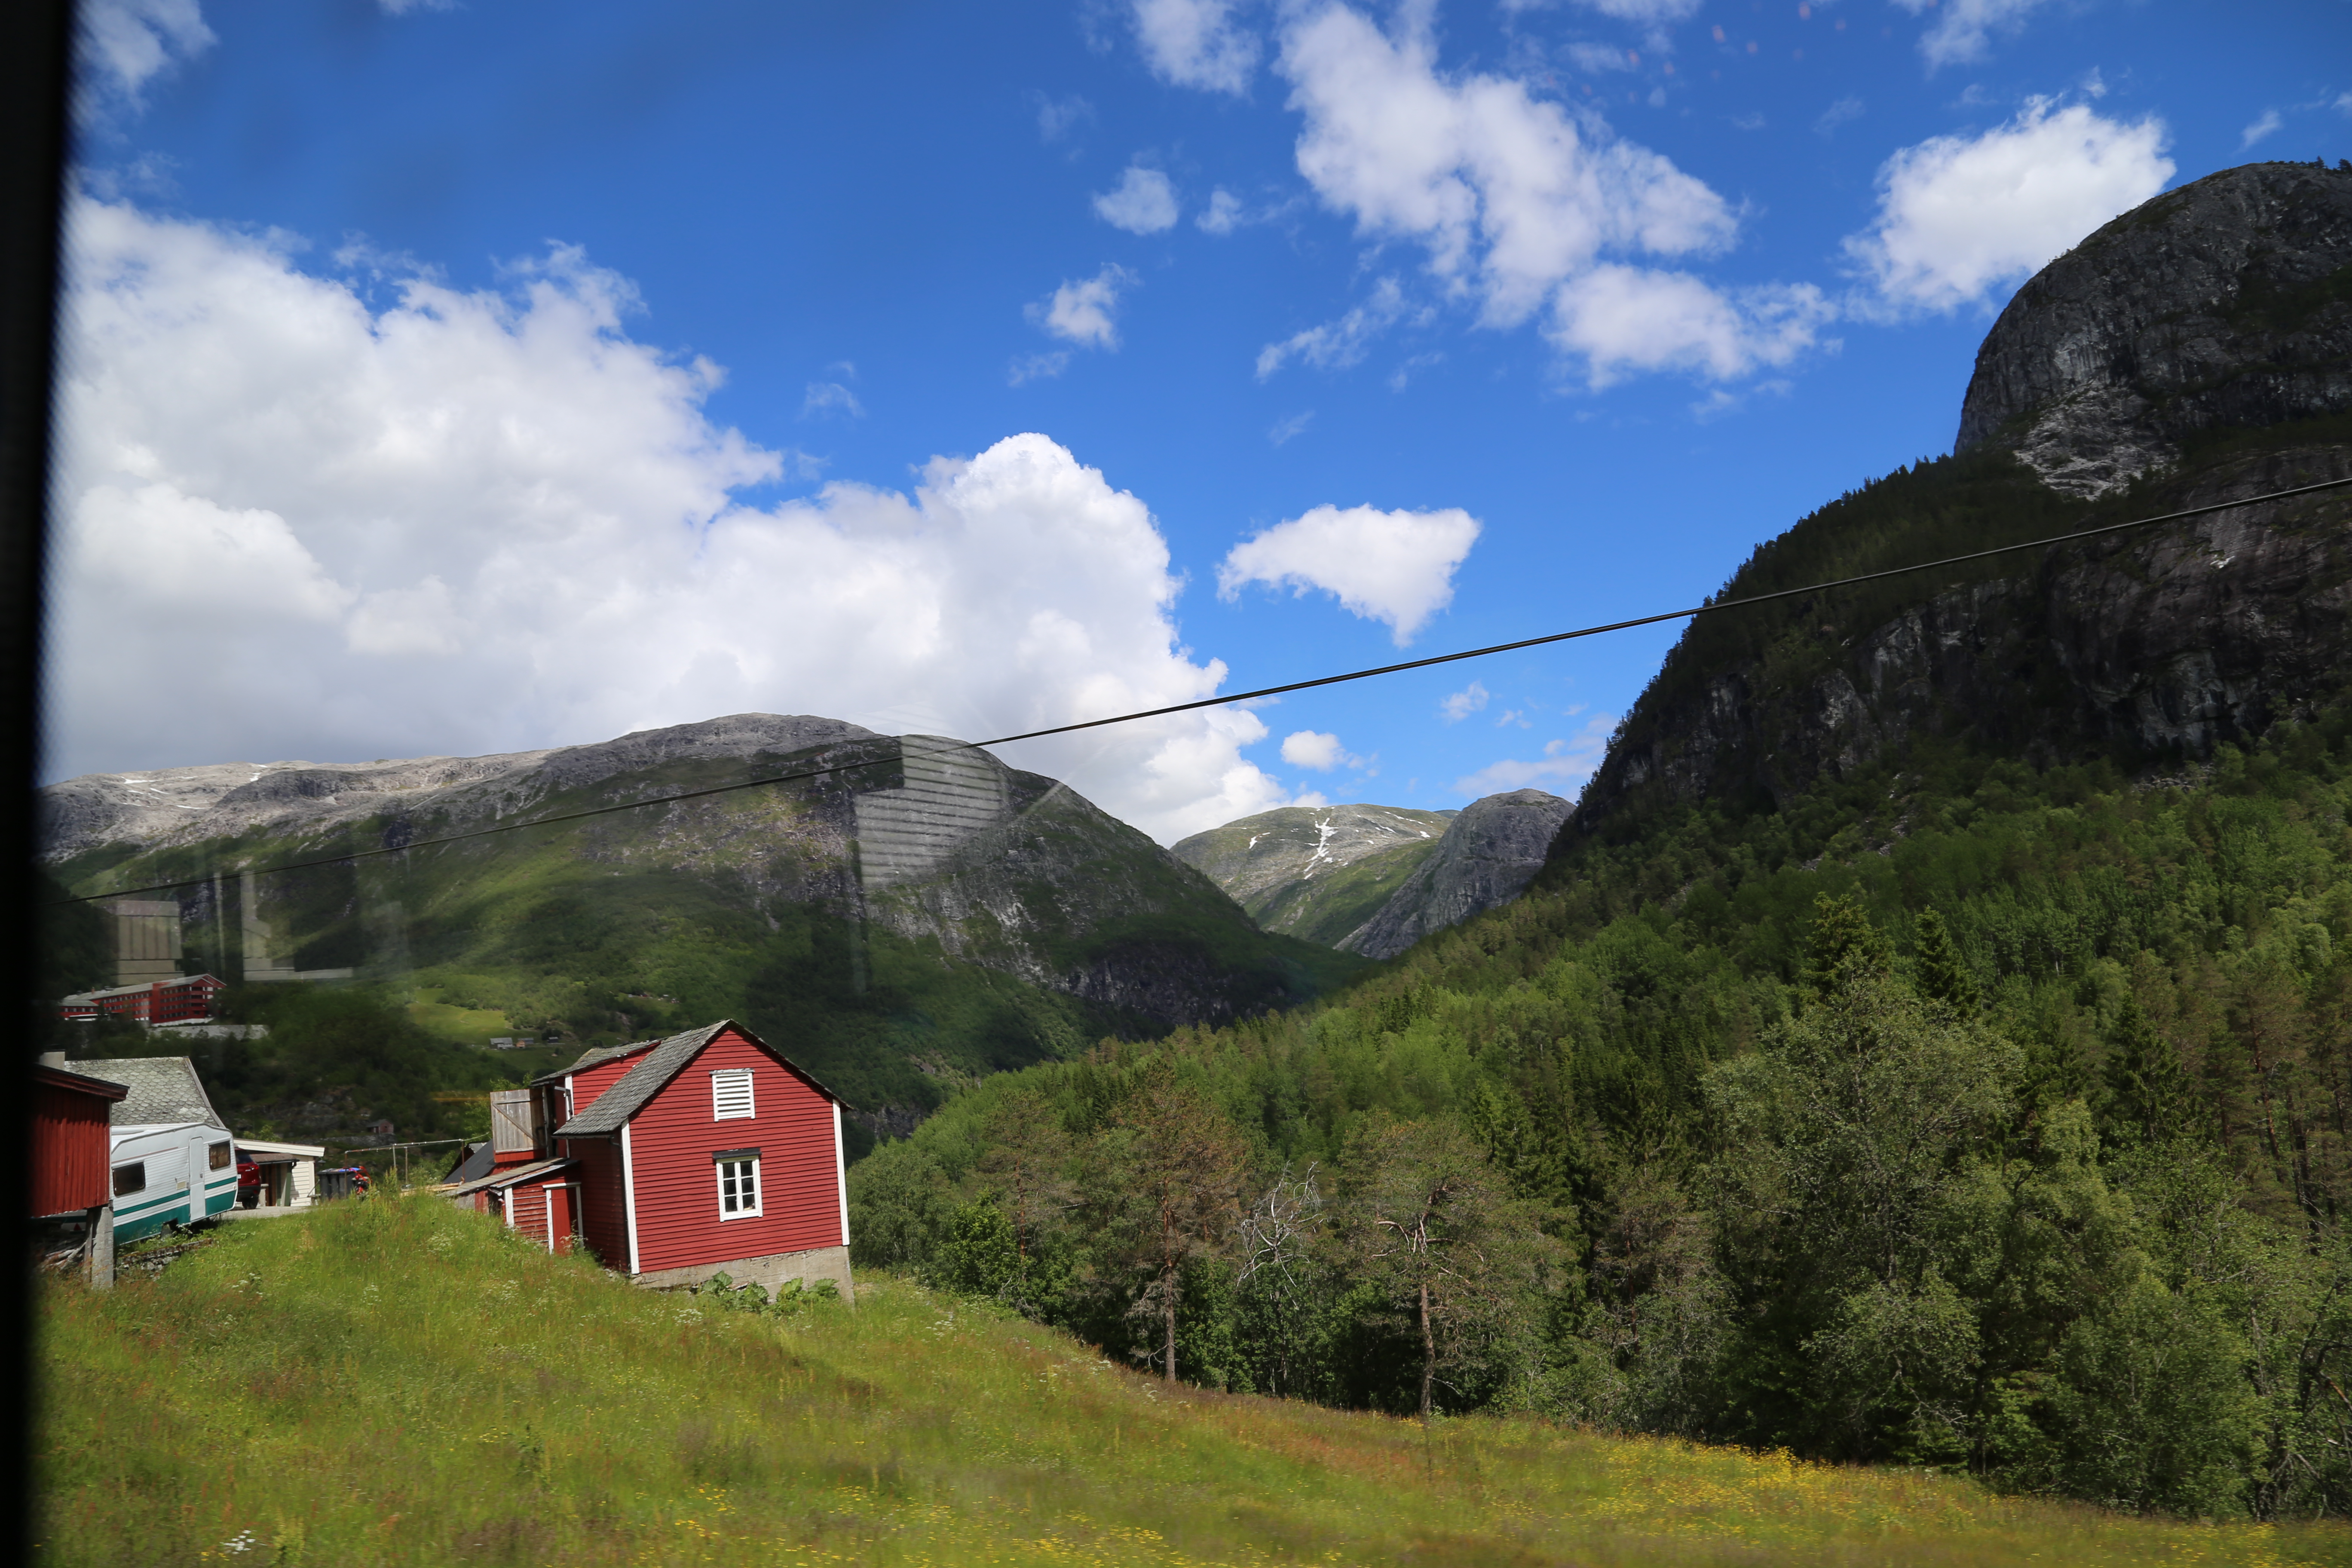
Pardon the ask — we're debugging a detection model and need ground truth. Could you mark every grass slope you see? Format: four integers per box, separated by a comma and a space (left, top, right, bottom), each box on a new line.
39, 1195, 2352, 1566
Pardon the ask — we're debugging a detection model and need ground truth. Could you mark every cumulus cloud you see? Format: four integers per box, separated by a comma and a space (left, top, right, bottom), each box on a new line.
1280, 730, 1359, 770
1550, 266, 1833, 387
1439, 681, 1490, 722
1130, 0, 1260, 94
1027, 265, 1136, 349
1094, 166, 1181, 234
52, 199, 1304, 842
1262, 3, 1824, 386
1216, 503, 1479, 645
1843, 100, 2173, 315
1197, 188, 1246, 235
80, 0, 214, 110
1890, 0, 2057, 70
1452, 717, 1611, 798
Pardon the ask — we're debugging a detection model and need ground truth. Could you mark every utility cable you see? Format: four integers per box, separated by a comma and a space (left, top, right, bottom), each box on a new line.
51, 471, 2352, 906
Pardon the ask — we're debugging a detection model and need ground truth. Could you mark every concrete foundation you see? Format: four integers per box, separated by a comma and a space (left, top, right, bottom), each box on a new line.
632, 1243, 854, 1303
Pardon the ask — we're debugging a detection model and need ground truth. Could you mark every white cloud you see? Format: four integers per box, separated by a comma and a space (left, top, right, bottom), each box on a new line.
1843, 100, 2173, 315
1256, 277, 1409, 378
1452, 718, 1611, 798
1567, 0, 1704, 23
1216, 503, 1479, 645
1268, 3, 1824, 385
2242, 110, 2284, 150
1034, 92, 1095, 142
1564, 43, 1638, 74
1280, 730, 1357, 769
1815, 96, 1864, 138
1094, 166, 1181, 234
1551, 266, 1834, 387
1890, 0, 2057, 70
801, 380, 863, 418
1130, 0, 1260, 95
1027, 265, 1136, 349
52, 199, 1306, 843
1197, 188, 1246, 235
1268, 410, 1314, 445
1439, 680, 1490, 722
80, 0, 214, 109
1008, 352, 1072, 385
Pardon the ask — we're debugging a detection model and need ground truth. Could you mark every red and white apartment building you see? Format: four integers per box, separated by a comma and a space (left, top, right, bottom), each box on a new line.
446, 1020, 853, 1299
57, 973, 228, 1026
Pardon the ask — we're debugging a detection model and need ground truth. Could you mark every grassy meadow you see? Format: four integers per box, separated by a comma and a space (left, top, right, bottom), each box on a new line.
38, 1194, 2352, 1567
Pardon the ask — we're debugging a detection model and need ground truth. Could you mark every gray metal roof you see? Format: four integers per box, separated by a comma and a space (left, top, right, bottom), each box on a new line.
554, 1019, 842, 1136
442, 1155, 575, 1198
530, 1038, 658, 1088
77, 1057, 226, 1129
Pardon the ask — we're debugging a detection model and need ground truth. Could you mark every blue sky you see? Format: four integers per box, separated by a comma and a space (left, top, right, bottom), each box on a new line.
52, 0, 2350, 840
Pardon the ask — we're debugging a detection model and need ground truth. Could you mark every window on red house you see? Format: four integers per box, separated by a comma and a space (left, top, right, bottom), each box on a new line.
714, 1149, 761, 1219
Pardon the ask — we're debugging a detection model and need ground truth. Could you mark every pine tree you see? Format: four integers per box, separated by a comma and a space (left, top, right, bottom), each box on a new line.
2104, 998, 2191, 1146
1802, 893, 1892, 997
1912, 908, 1977, 1019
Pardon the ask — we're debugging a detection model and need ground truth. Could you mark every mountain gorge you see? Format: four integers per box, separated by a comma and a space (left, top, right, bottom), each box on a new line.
1172, 791, 1573, 959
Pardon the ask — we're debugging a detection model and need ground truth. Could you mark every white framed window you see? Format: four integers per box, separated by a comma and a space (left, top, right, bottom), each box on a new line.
714, 1149, 762, 1219
711, 1068, 755, 1121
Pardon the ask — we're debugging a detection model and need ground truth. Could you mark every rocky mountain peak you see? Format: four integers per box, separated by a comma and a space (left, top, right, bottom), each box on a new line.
1955, 160, 2352, 498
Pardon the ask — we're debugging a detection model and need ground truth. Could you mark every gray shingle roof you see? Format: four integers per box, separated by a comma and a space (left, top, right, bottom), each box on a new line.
531, 1038, 658, 1088
78, 1057, 226, 1129
554, 1020, 842, 1136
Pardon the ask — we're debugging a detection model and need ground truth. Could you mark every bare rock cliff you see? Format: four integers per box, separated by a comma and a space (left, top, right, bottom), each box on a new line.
1340, 789, 1572, 960
1558, 163, 2352, 852
1956, 160, 2352, 498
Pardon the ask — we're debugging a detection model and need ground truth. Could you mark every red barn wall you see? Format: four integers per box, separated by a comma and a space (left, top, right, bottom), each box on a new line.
567, 1137, 631, 1270
626, 1029, 841, 1276
508, 1180, 549, 1245
31, 1082, 113, 1217
566, 1047, 654, 1121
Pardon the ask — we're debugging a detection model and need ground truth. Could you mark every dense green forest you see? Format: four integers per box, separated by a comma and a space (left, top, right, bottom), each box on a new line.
848, 707, 2352, 1519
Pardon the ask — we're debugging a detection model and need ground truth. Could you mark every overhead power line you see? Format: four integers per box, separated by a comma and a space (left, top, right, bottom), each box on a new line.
52, 472, 2352, 907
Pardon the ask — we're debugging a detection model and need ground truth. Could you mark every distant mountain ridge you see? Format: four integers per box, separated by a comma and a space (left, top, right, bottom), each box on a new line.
1170, 803, 1455, 948
39, 716, 1361, 1121
1172, 790, 1571, 959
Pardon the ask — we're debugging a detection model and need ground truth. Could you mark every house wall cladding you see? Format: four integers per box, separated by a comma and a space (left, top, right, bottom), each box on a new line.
571, 1139, 629, 1268
565, 1050, 650, 1122
33, 1081, 114, 1217
626, 1031, 841, 1276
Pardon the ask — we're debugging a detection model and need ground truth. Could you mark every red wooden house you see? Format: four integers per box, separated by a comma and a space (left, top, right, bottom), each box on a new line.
459, 1021, 854, 1298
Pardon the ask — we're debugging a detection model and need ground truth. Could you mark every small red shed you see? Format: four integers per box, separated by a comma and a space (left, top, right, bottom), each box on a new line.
32, 1056, 131, 1289
33, 1059, 130, 1218
531, 1021, 852, 1298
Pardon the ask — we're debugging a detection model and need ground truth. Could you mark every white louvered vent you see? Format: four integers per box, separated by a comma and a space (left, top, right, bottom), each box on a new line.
711, 1068, 755, 1121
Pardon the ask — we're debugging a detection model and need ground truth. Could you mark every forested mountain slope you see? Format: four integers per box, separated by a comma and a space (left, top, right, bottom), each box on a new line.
40, 717, 1358, 1130
847, 162, 2352, 1519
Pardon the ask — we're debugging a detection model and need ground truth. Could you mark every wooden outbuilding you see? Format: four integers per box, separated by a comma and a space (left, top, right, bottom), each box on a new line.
31, 1055, 130, 1287
521, 1021, 853, 1296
